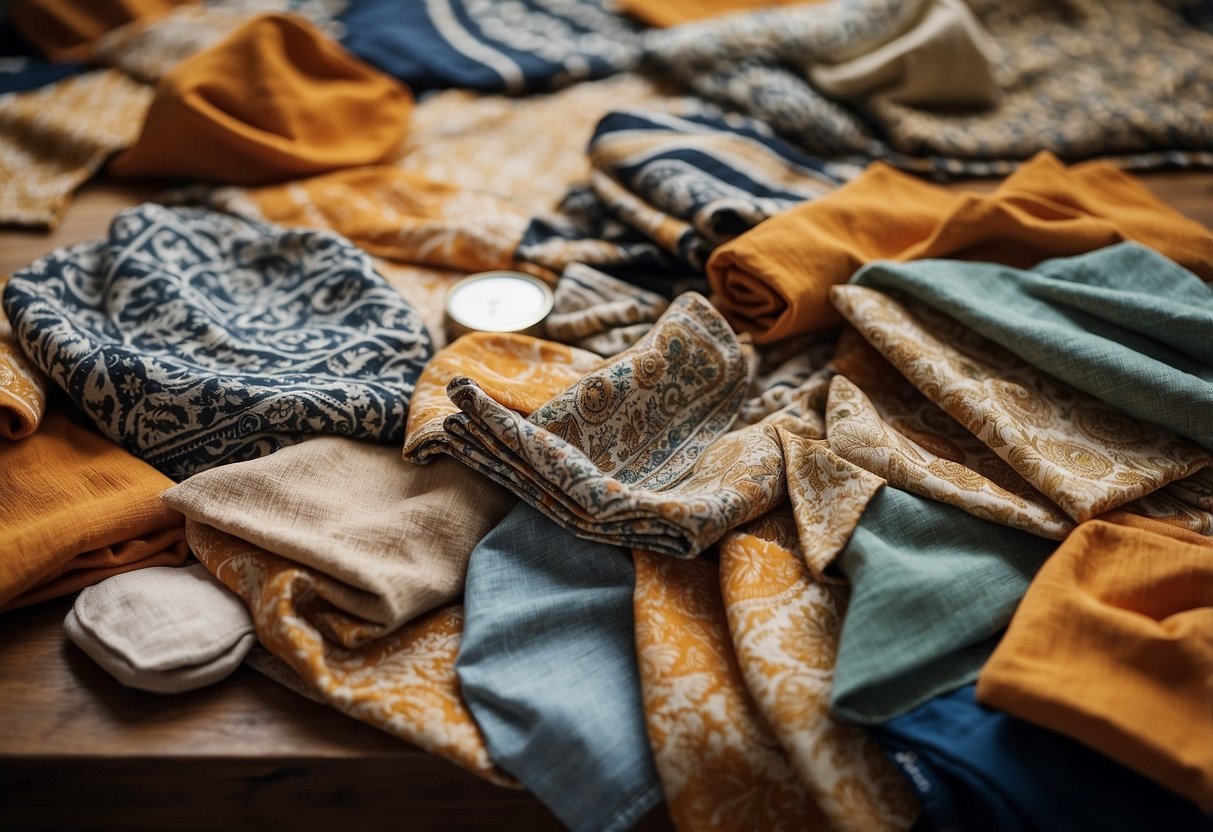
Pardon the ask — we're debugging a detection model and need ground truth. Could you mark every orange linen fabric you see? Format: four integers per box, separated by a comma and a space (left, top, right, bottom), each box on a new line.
619, 0, 824, 28
8, 0, 196, 62
245, 167, 545, 277
109, 14, 411, 186
0, 411, 187, 612
0, 278, 48, 439
976, 518, 1213, 812
707, 152, 1213, 342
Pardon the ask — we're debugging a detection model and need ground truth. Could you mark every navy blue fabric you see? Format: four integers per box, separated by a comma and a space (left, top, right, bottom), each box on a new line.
0, 21, 86, 94
457, 504, 663, 832
3, 203, 432, 480
871, 686, 1213, 832
337, 0, 642, 95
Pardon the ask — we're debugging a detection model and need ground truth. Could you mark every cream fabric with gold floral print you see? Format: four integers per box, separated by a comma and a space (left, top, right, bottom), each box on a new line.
830, 285, 1211, 522
0, 278, 48, 440
0, 70, 153, 229
719, 511, 919, 832
187, 521, 515, 787
633, 549, 825, 832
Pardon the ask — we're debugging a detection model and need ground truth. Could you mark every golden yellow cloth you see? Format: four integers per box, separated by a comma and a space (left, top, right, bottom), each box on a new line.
976, 518, 1213, 812
187, 520, 515, 787
708, 153, 1213, 342
0, 69, 153, 229
0, 411, 187, 612
8, 0, 196, 62
110, 14, 411, 186
0, 277, 48, 440
619, 0, 824, 28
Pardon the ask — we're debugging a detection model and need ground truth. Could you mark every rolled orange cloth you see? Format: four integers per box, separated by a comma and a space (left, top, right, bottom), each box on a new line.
109, 14, 412, 186
0, 411, 187, 612
976, 518, 1213, 812
7, 0, 196, 63
707, 152, 1213, 342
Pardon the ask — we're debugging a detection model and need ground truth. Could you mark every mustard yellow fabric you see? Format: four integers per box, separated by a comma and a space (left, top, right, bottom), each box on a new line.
618, 0, 824, 28
708, 153, 1213, 342
976, 518, 1213, 812
0, 411, 187, 611
8, 0, 197, 62
110, 14, 411, 185
0, 278, 48, 440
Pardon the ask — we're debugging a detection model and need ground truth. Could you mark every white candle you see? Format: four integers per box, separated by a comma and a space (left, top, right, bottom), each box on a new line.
444, 271, 554, 339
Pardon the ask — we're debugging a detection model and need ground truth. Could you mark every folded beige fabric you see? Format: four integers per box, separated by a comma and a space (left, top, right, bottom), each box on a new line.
808, 0, 996, 107
64, 563, 255, 694
162, 437, 515, 637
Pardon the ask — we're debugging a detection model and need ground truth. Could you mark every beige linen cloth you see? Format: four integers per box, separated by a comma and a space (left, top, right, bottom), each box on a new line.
64, 563, 255, 694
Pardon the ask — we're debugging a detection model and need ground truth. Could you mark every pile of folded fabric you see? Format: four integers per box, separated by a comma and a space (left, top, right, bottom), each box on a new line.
2, 0, 1212, 829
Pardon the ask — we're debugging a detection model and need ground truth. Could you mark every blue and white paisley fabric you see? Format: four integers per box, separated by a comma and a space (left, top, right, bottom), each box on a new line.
3, 203, 432, 480
337, 0, 642, 94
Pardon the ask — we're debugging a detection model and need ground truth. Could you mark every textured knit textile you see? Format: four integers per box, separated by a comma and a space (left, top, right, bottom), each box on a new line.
64, 563, 255, 694
336, 0, 642, 95
7, 0, 196, 62
457, 505, 662, 832
707, 153, 1213, 342
718, 511, 919, 832
0, 68, 152, 229
0, 410, 188, 612
831, 486, 1056, 725
831, 285, 1211, 523
871, 686, 1213, 832
851, 243, 1213, 449
0, 277, 47, 440
4, 203, 432, 480
422, 292, 778, 557
646, 0, 1213, 171
109, 14, 410, 185
162, 438, 515, 633
186, 520, 514, 786
632, 549, 826, 831
977, 519, 1213, 812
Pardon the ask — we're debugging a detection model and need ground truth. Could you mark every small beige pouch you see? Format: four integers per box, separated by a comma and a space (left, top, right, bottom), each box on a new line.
64, 563, 255, 694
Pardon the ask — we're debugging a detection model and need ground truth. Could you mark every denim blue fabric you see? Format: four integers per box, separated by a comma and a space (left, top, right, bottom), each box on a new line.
852, 243, 1213, 449
337, 0, 641, 95
831, 486, 1055, 725
456, 504, 663, 832
870, 685, 1213, 832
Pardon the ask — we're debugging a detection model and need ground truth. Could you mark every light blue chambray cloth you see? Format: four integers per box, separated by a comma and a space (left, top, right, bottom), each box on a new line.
456, 504, 663, 832
831, 486, 1056, 725
852, 242, 1213, 449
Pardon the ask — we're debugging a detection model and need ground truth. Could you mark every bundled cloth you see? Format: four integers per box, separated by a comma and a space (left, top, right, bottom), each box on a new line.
4, 203, 432, 479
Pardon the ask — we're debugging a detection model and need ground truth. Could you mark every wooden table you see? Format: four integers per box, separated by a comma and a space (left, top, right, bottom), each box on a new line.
1, 171, 1210, 830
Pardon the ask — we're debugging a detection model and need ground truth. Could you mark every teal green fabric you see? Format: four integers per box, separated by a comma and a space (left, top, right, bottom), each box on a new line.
851, 242, 1213, 449
830, 486, 1056, 725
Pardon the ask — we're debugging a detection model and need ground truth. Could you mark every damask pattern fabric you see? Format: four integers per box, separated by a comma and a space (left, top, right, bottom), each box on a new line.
851, 243, 1213, 449
457, 505, 662, 832
422, 293, 781, 557
831, 285, 1211, 522
830, 485, 1055, 725
337, 0, 642, 95
0, 411, 188, 612
162, 438, 515, 633
0, 278, 48, 440
718, 511, 919, 832
977, 519, 1213, 812
109, 14, 411, 186
0, 68, 152, 228
64, 563, 255, 694
646, 0, 1213, 170
632, 549, 826, 831
707, 153, 1213, 343
185, 520, 515, 786
4, 203, 432, 480
871, 686, 1213, 832
545, 264, 670, 357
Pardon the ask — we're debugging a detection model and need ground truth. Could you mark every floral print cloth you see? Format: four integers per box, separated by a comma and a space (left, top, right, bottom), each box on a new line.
4, 203, 432, 479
